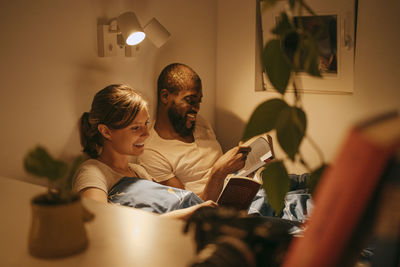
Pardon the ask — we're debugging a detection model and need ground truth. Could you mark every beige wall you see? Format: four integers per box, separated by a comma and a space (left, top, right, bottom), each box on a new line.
1, 0, 399, 183
0, 0, 217, 183
216, 0, 400, 173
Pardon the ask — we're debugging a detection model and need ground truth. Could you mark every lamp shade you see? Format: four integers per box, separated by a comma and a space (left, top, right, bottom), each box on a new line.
144, 18, 171, 48
117, 11, 145, 45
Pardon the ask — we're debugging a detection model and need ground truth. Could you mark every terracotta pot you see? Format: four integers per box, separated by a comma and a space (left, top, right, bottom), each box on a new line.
28, 194, 94, 258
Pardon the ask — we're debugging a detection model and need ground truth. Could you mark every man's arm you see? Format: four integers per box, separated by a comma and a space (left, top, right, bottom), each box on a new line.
160, 145, 251, 201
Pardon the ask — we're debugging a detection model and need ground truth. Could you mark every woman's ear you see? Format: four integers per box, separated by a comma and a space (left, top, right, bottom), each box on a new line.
160, 89, 170, 105
97, 124, 112, 141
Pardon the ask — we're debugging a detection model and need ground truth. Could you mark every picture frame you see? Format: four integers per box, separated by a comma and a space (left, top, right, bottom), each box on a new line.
257, 0, 357, 94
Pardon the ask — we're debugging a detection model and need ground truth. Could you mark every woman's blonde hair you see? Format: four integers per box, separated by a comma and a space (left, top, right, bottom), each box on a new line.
79, 84, 148, 158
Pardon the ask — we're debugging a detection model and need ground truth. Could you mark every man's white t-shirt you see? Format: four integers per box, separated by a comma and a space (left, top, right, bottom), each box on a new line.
138, 115, 223, 195
72, 159, 153, 194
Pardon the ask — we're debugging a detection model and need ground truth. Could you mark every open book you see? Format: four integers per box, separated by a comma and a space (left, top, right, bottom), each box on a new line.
217, 133, 274, 210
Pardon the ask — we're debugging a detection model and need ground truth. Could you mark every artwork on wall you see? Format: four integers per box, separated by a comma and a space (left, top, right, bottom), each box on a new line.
256, 0, 357, 94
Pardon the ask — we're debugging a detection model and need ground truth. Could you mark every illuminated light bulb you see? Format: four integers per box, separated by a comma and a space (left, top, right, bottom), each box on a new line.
126, 32, 146, 45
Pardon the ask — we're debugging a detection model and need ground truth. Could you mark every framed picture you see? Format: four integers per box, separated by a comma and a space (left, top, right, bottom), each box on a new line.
257, 0, 357, 94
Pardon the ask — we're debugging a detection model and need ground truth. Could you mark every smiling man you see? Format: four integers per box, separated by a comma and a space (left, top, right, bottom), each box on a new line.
138, 63, 250, 201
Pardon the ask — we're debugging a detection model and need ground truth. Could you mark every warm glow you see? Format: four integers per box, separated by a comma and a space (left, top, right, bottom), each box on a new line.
126, 32, 146, 45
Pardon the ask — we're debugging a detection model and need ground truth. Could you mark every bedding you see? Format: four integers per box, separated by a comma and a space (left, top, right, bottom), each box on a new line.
108, 174, 313, 222
108, 177, 203, 214
108, 176, 374, 264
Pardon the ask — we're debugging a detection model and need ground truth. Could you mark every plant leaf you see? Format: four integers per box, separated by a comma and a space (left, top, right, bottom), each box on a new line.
261, 0, 279, 9
283, 31, 300, 63
51, 160, 68, 181
272, 12, 293, 36
288, 0, 296, 9
302, 38, 322, 77
261, 160, 290, 215
307, 163, 328, 195
23, 146, 67, 181
242, 98, 288, 142
263, 39, 292, 94
64, 154, 84, 191
275, 106, 307, 160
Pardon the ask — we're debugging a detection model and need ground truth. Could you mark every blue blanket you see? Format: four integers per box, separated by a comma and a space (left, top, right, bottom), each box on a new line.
108, 177, 203, 214
108, 175, 313, 222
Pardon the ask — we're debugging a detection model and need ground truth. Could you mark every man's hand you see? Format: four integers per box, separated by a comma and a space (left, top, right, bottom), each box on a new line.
200, 145, 251, 201
212, 146, 251, 177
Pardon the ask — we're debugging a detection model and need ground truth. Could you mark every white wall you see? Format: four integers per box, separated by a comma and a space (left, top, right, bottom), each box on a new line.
2, 0, 399, 182
0, 0, 217, 183
216, 0, 400, 173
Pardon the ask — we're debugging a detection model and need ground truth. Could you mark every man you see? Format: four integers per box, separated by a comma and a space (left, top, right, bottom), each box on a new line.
138, 63, 250, 201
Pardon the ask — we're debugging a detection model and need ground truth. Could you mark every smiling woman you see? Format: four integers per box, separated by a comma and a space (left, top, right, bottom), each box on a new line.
74, 84, 151, 201
97, 108, 150, 160
72, 84, 217, 219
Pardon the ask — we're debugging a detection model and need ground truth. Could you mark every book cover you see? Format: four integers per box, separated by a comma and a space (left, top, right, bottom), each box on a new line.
282, 111, 400, 267
216, 176, 262, 210
216, 134, 273, 210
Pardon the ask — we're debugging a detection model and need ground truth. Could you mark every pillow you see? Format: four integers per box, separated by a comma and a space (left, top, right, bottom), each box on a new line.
108, 177, 204, 214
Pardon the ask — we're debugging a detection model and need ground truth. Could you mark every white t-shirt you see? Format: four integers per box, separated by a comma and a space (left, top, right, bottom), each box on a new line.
138, 115, 223, 195
72, 159, 153, 194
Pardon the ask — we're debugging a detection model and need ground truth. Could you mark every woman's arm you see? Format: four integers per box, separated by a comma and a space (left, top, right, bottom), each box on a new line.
81, 185, 217, 220
160, 200, 218, 220
79, 187, 108, 203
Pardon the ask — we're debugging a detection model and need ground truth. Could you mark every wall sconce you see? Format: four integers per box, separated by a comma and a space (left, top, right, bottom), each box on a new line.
98, 11, 171, 57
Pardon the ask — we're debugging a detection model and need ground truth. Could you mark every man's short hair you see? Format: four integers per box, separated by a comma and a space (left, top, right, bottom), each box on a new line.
157, 63, 202, 103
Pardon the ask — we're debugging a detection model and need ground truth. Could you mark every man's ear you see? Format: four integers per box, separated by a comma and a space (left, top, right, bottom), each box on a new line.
160, 89, 170, 105
97, 124, 112, 141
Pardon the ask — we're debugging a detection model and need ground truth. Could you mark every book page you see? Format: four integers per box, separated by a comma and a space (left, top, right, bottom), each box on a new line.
236, 136, 273, 177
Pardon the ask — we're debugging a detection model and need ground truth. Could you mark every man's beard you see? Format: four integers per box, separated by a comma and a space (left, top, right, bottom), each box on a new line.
168, 105, 196, 137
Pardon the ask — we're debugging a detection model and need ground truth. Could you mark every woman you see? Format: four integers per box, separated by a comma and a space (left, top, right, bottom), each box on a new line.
73, 84, 216, 220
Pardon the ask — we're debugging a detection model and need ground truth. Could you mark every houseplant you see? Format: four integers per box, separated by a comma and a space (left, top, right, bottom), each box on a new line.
23, 145, 92, 258
242, 0, 327, 214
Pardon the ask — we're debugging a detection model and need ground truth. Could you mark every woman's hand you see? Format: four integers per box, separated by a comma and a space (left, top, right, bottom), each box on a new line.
161, 200, 218, 220
197, 200, 219, 208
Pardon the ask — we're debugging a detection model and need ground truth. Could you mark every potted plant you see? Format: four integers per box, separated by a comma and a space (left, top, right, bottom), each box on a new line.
23, 145, 92, 258
242, 0, 328, 214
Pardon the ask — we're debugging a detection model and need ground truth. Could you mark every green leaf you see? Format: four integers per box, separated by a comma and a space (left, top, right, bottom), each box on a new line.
272, 12, 293, 36
263, 39, 292, 94
23, 146, 67, 181
283, 31, 300, 63
59, 154, 84, 199
51, 160, 68, 181
275, 106, 307, 160
68, 155, 84, 182
261, 160, 290, 215
242, 98, 288, 142
307, 163, 328, 195
261, 0, 279, 9
295, 37, 322, 77
302, 38, 322, 77
288, 0, 296, 9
